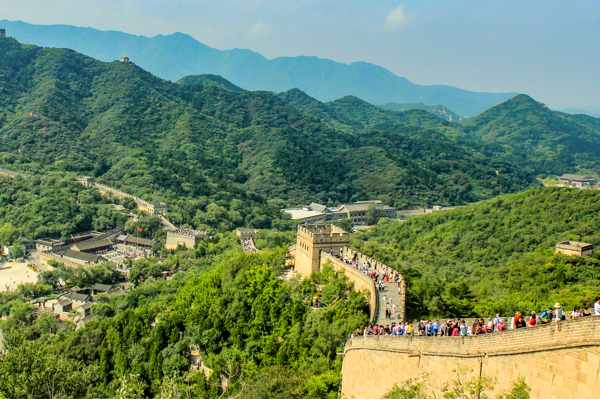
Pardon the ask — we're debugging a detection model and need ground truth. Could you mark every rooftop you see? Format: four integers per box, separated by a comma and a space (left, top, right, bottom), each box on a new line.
71, 238, 114, 252
556, 241, 593, 249
62, 249, 106, 263
71, 231, 104, 240
282, 208, 326, 220
92, 283, 115, 292
64, 292, 91, 302
122, 235, 156, 247
558, 174, 595, 182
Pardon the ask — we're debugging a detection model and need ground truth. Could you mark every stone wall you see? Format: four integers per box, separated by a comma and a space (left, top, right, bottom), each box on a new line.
165, 231, 198, 250
295, 224, 350, 276
236, 228, 258, 239
339, 246, 406, 322
321, 252, 378, 324
0, 168, 30, 178
341, 316, 600, 399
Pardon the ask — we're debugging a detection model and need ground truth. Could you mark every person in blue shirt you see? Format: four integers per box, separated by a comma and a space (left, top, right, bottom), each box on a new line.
425, 320, 432, 336
432, 320, 440, 336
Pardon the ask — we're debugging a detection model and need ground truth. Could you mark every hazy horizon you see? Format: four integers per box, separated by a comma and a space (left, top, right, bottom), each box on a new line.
2, 0, 599, 114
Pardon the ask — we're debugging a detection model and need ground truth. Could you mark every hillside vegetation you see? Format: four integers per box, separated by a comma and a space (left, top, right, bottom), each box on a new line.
463, 95, 600, 177
0, 38, 534, 215
378, 102, 464, 123
0, 235, 368, 398
351, 188, 600, 319
1, 19, 517, 116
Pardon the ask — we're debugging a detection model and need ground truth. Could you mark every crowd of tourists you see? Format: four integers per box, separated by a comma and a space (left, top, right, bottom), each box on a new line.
241, 239, 259, 253
171, 228, 208, 237
350, 298, 600, 339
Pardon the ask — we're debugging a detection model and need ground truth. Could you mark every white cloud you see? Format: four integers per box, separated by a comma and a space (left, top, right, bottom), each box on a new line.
384, 5, 409, 31
246, 22, 271, 40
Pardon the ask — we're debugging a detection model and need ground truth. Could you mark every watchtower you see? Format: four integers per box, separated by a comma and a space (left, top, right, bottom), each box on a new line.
556, 241, 594, 257
120, 56, 129, 63
295, 224, 349, 277
76, 176, 96, 188
0, 29, 6, 39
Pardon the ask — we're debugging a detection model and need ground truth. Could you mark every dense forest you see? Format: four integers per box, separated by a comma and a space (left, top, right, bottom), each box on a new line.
351, 187, 600, 319
378, 102, 465, 123
0, 233, 368, 399
0, 38, 540, 211
278, 89, 600, 183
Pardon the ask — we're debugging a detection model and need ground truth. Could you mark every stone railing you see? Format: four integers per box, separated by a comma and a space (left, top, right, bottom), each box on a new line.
321, 252, 378, 325
341, 317, 600, 399
344, 316, 600, 357
159, 215, 177, 230
339, 246, 406, 322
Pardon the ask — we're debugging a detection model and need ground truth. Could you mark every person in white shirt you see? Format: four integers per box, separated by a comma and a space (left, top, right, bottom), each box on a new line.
595, 297, 600, 316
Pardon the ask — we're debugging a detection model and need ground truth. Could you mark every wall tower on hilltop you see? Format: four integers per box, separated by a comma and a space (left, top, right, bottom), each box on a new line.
295, 224, 349, 276
0, 29, 6, 38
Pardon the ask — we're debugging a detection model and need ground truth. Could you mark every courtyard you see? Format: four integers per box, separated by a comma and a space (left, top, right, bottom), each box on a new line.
0, 261, 39, 292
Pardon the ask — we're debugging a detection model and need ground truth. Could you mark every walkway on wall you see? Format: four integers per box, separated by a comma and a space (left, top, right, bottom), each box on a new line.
376, 279, 404, 325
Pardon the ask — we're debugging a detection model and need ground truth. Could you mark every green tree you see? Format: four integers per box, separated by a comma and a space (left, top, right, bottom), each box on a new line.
365, 203, 386, 226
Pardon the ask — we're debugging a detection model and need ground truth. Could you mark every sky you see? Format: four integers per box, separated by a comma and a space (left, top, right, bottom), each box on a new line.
2, 0, 599, 112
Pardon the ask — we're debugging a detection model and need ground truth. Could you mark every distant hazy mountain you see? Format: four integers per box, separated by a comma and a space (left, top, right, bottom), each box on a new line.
379, 102, 464, 123
0, 19, 517, 117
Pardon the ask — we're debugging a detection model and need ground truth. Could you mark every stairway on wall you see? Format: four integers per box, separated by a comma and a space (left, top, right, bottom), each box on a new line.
376, 279, 405, 325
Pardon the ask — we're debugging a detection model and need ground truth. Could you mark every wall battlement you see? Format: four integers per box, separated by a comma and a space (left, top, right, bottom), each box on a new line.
341, 317, 600, 399
297, 224, 349, 244
321, 252, 379, 324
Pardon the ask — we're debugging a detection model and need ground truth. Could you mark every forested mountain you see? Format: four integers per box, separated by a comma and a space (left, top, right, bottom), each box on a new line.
379, 102, 464, 123
463, 95, 600, 177
0, 19, 517, 116
177, 74, 245, 92
0, 38, 535, 214
351, 187, 600, 319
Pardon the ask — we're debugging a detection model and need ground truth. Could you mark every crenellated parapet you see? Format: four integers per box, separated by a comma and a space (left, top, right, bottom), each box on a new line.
341, 316, 600, 399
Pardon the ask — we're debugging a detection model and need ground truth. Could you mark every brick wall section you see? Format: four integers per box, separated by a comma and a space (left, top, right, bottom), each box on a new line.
321, 253, 378, 324
339, 246, 406, 322
0, 168, 30, 178
341, 316, 600, 399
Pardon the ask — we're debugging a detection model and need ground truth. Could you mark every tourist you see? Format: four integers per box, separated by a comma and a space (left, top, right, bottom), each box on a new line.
425, 320, 432, 336
539, 308, 554, 324
513, 312, 526, 329
570, 306, 582, 319
451, 323, 459, 336
595, 297, 600, 316
493, 313, 502, 331
497, 319, 506, 331
527, 312, 537, 327
554, 303, 565, 321
487, 318, 494, 333
581, 307, 592, 317
432, 320, 439, 336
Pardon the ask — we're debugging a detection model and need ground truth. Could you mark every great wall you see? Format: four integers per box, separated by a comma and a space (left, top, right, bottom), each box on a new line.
4, 165, 600, 398
290, 224, 600, 399
341, 317, 600, 399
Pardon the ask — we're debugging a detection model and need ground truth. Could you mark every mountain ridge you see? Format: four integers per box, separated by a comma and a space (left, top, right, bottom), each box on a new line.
0, 19, 517, 117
